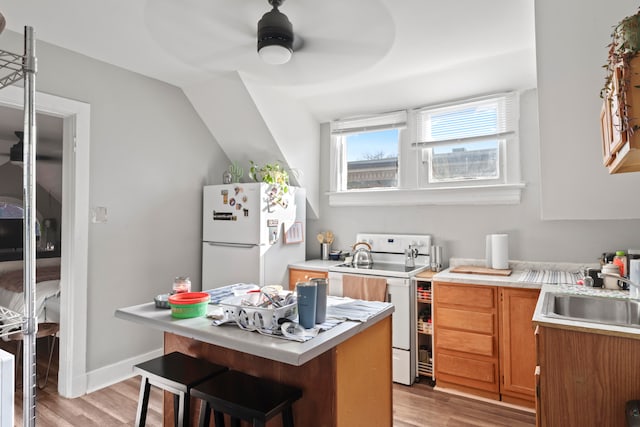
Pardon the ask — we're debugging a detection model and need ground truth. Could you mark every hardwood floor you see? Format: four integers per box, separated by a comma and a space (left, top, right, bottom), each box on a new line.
2, 340, 535, 426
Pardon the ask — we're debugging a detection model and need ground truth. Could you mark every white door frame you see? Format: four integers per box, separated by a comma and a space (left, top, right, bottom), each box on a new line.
0, 85, 90, 398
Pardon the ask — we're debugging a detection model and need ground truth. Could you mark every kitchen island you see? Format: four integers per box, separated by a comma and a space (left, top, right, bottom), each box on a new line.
115, 300, 393, 427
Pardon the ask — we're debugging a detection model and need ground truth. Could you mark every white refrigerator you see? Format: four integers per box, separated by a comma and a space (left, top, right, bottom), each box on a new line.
202, 183, 306, 290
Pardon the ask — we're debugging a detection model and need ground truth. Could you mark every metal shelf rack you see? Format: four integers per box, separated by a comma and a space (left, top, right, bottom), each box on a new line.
0, 25, 40, 427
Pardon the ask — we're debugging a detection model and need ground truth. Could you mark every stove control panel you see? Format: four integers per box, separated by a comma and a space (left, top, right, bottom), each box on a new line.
355, 233, 432, 255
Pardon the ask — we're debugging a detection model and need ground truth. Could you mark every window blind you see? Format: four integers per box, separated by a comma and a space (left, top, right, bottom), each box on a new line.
331, 110, 407, 136
412, 92, 518, 146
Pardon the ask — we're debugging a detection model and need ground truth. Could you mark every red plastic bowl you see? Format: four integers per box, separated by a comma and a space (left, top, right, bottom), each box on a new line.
168, 292, 210, 305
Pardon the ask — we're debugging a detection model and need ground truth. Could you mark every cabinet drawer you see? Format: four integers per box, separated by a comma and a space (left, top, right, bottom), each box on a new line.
289, 269, 327, 290
434, 282, 495, 309
437, 352, 497, 384
435, 307, 495, 334
437, 328, 495, 357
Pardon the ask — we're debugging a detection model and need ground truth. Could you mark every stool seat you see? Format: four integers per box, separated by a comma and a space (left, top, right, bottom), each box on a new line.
134, 352, 227, 427
192, 370, 302, 427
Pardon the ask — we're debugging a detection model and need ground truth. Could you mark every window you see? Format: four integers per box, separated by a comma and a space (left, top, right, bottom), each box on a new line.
414, 93, 518, 187
328, 92, 524, 206
330, 111, 406, 192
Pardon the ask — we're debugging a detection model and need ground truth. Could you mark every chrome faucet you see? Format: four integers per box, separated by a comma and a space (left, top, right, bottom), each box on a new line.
599, 273, 640, 298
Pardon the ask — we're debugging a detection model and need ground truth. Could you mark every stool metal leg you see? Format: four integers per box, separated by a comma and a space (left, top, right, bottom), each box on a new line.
175, 391, 187, 427
282, 406, 294, 427
198, 401, 225, 427
230, 417, 241, 427
38, 334, 56, 389
213, 410, 225, 427
135, 377, 151, 427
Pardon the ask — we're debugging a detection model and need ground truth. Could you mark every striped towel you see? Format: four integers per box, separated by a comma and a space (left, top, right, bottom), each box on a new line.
518, 270, 581, 285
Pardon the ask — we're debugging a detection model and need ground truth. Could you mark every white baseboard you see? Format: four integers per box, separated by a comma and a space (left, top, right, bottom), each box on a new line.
85, 348, 163, 394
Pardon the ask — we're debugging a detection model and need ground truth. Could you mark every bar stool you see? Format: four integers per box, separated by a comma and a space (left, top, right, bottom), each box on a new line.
134, 351, 227, 427
192, 370, 303, 427
7, 322, 59, 389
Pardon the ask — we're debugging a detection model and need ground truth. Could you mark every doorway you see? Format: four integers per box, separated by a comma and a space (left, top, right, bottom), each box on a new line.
0, 85, 90, 398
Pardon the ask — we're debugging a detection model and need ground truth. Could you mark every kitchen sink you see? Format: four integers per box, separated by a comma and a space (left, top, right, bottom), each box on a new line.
542, 293, 640, 328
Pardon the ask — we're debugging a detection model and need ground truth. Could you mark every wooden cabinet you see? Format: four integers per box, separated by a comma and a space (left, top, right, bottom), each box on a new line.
537, 325, 640, 426
433, 282, 500, 400
433, 281, 539, 407
600, 56, 640, 173
288, 268, 327, 290
499, 287, 539, 408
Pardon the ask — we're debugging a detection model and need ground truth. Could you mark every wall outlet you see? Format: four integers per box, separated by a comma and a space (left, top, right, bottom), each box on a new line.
91, 206, 107, 224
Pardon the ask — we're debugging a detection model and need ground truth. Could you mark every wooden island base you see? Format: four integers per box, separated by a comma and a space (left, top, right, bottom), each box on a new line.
163, 316, 392, 427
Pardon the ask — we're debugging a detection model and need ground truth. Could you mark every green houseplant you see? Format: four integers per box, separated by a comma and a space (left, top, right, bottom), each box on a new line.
248, 161, 294, 208
601, 8, 640, 136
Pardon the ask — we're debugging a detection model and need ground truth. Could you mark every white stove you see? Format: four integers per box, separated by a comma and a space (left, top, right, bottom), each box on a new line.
328, 233, 432, 385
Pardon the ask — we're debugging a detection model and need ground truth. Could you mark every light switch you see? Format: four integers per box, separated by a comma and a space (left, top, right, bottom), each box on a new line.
91, 206, 107, 223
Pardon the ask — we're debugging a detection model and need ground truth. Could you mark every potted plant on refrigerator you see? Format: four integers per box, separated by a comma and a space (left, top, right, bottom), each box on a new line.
248, 160, 294, 208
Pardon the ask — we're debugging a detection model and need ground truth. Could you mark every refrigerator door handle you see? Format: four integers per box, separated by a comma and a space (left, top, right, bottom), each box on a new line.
204, 241, 258, 249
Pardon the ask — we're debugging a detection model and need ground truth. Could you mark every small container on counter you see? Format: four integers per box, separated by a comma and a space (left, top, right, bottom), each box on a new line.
613, 251, 627, 277
602, 263, 621, 290
172, 276, 191, 294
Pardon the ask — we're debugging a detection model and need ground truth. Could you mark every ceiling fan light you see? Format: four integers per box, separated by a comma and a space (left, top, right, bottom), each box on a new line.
258, 44, 292, 65
257, 5, 293, 65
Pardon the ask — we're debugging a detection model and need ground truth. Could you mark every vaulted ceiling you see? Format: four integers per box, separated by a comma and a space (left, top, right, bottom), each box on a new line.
0, 1, 536, 217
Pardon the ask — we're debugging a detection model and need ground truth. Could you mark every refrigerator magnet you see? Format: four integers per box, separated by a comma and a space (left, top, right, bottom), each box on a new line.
243, 208, 249, 217
235, 203, 242, 211
229, 198, 236, 206
221, 189, 228, 204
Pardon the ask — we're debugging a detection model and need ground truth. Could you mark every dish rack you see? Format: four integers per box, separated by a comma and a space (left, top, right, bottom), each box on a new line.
218, 292, 297, 330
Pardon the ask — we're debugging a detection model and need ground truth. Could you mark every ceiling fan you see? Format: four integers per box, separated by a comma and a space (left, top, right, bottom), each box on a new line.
8, 131, 61, 163
257, 0, 294, 65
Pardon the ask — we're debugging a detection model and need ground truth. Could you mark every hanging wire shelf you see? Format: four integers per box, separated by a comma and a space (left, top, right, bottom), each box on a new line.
0, 305, 23, 338
0, 45, 27, 338
0, 48, 25, 89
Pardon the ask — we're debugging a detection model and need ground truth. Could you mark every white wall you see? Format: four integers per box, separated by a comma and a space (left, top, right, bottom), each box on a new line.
308, 89, 640, 264
0, 31, 229, 372
536, 0, 640, 219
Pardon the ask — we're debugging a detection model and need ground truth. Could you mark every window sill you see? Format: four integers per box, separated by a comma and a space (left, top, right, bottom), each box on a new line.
327, 183, 525, 207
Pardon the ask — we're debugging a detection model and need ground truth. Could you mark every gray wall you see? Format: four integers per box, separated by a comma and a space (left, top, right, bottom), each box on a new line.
305, 0, 640, 264
0, 31, 229, 371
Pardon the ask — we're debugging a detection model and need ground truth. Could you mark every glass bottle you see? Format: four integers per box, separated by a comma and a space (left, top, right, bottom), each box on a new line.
613, 251, 627, 277
172, 276, 191, 294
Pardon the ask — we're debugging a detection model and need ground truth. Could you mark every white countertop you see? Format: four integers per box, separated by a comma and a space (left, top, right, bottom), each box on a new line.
433, 258, 599, 289
433, 268, 542, 289
288, 259, 344, 271
115, 300, 393, 366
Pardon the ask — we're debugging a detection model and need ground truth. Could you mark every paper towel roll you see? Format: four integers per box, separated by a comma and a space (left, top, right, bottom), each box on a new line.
630, 259, 640, 299
491, 234, 509, 270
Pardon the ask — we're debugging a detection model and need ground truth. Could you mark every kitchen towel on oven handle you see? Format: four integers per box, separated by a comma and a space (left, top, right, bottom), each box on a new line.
342, 274, 387, 301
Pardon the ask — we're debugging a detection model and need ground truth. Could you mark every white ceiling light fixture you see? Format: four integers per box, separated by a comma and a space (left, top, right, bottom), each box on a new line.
257, 0, 293, 65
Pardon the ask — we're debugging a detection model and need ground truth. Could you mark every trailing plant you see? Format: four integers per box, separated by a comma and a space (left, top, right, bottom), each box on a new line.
601, 8, 640, 135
